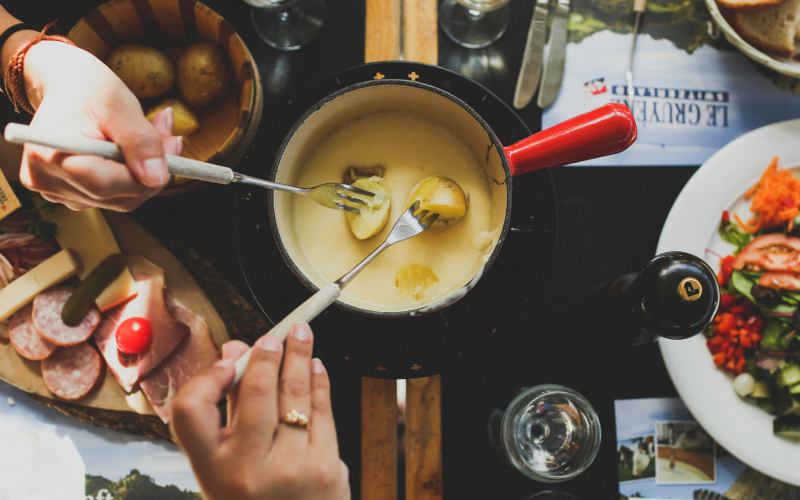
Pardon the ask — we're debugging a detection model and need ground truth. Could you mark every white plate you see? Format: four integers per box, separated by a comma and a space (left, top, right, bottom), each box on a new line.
705, 0, 800, 78
657, 119, 800, 486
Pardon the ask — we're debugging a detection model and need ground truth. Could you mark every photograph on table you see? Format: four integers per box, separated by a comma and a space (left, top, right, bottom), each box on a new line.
0, 380, 202, 500
655, 421, 716, 485
618, 435, 656, 482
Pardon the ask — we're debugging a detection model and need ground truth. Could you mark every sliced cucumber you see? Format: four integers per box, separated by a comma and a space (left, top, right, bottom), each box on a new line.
790, 383, 800, 395
751, 380, 772, 398
778, 364, 800, 388
782, 397, 800, 417
61, 253, 126, 326
774, 414, 800, 440
758, 400, 776, 414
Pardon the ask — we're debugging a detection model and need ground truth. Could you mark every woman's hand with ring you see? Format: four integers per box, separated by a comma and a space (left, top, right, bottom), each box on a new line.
171, 323, 351, 500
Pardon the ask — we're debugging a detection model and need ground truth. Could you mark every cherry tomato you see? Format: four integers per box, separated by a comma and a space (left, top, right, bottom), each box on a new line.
116, 317, 152, 354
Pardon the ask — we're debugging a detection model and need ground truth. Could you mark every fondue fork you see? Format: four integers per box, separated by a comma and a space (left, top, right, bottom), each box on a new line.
4, 124, 374, 214
225, 202, 438, 396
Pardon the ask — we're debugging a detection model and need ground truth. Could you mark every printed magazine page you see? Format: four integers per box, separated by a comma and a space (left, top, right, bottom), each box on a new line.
540, 0, 800, 166
0, 380, 201, 500
615, 397, 800, 499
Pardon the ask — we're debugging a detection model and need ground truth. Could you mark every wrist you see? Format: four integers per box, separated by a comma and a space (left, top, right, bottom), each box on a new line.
21, 40, 85, 110
1, 29, 37, 68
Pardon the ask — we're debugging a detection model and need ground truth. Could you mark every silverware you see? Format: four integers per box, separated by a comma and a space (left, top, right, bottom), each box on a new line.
536, 0, 570, 109
513, 0, 550, 109
626, 0, 647, 110
226, 202, 438, 395
3, 123, 374, 214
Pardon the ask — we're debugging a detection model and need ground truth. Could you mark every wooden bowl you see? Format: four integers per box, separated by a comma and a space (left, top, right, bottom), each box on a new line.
68, 0, 263, 195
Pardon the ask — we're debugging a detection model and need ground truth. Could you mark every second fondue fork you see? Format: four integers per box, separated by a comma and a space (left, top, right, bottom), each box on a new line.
225, 202, 438, 395
4, 123, 374, 214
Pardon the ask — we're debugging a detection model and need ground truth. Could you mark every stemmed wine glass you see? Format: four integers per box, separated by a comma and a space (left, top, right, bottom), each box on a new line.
439, 0, 512, 49
244, 0, 326, 51
489, 384, 601, 482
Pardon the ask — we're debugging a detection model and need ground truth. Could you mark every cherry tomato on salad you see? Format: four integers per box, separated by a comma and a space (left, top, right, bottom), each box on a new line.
116, 317, 152, 354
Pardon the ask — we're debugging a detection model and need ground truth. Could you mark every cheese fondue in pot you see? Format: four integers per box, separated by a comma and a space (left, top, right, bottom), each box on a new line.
291, 111, 495, 310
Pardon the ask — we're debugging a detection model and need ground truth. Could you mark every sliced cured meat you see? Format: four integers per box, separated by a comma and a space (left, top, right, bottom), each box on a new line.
93, 256, 190, 392
140, 296, 220, 423
732, 234, 800, 272
33, 286, 101, 346
759, 272, 800, 290
41, 343, 104, 400
9, 303, 57, 360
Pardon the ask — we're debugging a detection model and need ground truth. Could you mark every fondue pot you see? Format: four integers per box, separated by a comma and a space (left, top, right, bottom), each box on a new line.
235, 62, 634, 378
266, 81, 634, 317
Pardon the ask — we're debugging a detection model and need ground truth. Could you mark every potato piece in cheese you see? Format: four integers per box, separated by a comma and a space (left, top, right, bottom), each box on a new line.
48, 207, 137, 311
0, 249, 80, 321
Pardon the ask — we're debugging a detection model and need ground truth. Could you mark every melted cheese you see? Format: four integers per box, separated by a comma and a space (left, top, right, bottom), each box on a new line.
291, 112, 493, 310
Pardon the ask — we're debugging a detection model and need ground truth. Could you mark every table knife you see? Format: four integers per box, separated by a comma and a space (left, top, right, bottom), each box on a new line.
626, 0, 647, 110
536, 0, 570, 109
513, 0, 551, 109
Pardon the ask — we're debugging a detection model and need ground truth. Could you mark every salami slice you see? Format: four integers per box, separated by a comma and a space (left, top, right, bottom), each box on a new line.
9, 303, 57, 360
41, 343, 104, 400
33, 286, 101, 346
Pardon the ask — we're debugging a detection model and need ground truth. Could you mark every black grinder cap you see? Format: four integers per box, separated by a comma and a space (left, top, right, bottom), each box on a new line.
630, 251, 721, 340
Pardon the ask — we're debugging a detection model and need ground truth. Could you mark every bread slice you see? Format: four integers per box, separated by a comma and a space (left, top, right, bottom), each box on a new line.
718, 0, 784, 13
726, 0, 800, 56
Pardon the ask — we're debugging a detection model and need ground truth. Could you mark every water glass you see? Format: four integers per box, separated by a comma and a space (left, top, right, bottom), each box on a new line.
439, 0, 512, 49
489, 384, 601, 482
245, 0, 326, 51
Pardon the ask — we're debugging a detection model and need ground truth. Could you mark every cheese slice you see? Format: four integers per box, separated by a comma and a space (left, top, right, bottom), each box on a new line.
0, 249, 80, 321
48, 207, 138, 311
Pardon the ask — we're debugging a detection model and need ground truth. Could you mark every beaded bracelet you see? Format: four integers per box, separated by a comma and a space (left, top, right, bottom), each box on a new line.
3, 21, 75, 114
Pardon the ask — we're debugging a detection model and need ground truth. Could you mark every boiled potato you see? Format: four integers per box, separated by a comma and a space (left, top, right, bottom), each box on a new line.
344, 176, 390, 240
177, 42, 230, 108
107, 44, 174, 99
404, 176, 467, 225
396, 264, 439, 301
146, 99, 200, 139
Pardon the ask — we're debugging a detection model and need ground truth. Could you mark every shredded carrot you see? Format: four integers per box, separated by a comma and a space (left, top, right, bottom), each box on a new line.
738, 157, 800, 233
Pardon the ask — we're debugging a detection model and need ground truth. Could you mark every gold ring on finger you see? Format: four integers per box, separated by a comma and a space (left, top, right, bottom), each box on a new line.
281, 409, 310, 429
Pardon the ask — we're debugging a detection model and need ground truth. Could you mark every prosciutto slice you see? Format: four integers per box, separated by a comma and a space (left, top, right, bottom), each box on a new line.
93, 256, 189, 392
140, 296, 220, 423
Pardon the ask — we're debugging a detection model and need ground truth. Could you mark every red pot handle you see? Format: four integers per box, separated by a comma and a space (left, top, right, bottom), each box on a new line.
505, 103, 637, 176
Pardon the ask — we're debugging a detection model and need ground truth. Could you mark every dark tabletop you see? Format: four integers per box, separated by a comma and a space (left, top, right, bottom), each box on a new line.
3, 0, 700, 498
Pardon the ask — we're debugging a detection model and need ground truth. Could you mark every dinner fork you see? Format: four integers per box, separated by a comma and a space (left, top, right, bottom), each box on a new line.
226, 202, 439, 395
3, 123, 374, 214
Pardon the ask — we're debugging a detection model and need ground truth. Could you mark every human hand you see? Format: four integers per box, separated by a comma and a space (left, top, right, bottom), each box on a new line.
172, 323, 351, 500
18, 41, 181, 211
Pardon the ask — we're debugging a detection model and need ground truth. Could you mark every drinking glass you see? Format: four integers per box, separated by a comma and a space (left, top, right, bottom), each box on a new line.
245, 0, 326, 51
439, 0, 512, 49
488, 384, 601, 482
525, 492, 577, 500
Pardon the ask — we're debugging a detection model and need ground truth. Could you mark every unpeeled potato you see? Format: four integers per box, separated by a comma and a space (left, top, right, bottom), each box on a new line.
404, 176, 467, 225
345, 176, 391, 240
107, 44, 175, 99
177, 42, 230, 108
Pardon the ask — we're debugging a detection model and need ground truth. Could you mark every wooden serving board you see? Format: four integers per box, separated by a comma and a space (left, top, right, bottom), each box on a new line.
0, 212, 231, 439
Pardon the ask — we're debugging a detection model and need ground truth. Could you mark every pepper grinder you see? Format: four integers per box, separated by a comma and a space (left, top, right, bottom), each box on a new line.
586, 252, 720, 344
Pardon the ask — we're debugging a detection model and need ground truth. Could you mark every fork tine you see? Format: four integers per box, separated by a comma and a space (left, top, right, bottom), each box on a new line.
336, 192, 368, 205
415, 210, 429, 220
335, 202, 361, 214
420, 213, 438, 228
341, 184, 376, 197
